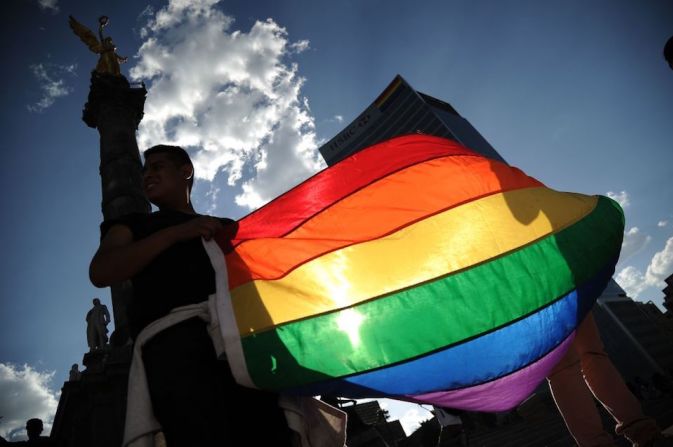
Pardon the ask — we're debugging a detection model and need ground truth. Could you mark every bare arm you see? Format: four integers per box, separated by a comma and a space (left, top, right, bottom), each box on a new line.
89, 216, 223, 287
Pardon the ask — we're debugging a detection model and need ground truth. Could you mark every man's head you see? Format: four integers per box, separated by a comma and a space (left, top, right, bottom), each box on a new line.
93, 298, 100, 306
26, 418, 43, 440
142, 145, 194, 209
665, 35, 673, 70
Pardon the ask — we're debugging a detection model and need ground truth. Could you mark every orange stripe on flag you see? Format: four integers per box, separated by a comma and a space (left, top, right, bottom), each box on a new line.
226, 156, 541, 288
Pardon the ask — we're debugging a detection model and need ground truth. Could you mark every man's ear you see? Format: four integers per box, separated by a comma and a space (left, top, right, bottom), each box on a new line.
180, 164, 194, 180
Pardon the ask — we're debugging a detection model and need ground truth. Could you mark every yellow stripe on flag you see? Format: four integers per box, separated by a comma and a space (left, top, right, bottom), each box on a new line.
231, 187, 598, 335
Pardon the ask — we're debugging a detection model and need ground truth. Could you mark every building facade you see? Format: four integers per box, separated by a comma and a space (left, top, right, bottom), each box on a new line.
318, 75, 505, 165
594, 280, 673, 380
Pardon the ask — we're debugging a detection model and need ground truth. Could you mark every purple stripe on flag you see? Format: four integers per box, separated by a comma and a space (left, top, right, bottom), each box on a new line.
405, 332, 575, 412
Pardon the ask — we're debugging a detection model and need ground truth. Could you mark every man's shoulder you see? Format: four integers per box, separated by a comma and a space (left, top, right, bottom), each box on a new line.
100, 212, 149, 237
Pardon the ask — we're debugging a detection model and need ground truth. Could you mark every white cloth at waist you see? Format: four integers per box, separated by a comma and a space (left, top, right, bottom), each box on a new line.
122, 297, 346, 447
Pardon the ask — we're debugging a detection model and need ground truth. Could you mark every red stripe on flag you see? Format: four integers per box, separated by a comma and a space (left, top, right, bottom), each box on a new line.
228, 135, 478, 245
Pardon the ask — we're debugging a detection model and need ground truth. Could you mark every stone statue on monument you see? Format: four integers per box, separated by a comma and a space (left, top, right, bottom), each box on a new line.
86, 298, 110, 351
69, 15, 128, 76
69, 363, 82, 381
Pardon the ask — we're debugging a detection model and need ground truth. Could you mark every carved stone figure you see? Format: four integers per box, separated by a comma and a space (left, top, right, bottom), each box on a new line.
86, 298, 111, 351
69, 15, 128, 76
69, 363, 82, 381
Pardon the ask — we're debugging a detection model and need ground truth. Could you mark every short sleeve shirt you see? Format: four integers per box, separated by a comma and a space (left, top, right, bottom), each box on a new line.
101, 210, 234, 338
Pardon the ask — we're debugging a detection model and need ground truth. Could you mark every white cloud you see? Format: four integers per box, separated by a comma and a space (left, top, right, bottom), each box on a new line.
645, 237, 673, 286
323, 114, 343, 124
618, 227, 651, 263
289, 40, 310, 53
0, 363, 59, 441
353, 399, 432, 436
616, 236, 673, 299
204, 184, 221, 214
37, 0, 58, 13
131, 0, 324, 210
606, 190, 630, 209
399, 406, 431, 435
615, 266, 649, 298
27, 63, 76, 113
137, 5, 155, 20
658, 220, 668, 228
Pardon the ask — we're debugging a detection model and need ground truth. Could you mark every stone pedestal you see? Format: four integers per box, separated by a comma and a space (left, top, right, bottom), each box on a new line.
51, 346, 133, 447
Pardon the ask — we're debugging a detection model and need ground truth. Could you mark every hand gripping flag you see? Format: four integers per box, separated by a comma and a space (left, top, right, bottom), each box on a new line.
203, 134, 624, 412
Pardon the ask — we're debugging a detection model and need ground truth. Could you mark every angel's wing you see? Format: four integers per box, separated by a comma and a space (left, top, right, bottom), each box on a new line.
69, 15, 102, 53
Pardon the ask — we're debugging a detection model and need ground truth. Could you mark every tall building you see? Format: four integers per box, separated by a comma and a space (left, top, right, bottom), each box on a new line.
593, 280, 673, 380
318, 75, 505, 165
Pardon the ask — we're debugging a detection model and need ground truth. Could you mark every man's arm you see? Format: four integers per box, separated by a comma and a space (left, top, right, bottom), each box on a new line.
89, 216, 223, 287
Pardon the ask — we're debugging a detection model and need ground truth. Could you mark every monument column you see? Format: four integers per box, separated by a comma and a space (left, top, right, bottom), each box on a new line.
51, 72, 149, 447
83, 72, 150, 345
50, 17, 151, 447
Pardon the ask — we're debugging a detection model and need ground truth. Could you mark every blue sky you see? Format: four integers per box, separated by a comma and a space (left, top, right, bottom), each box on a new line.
1, 0, 672, 439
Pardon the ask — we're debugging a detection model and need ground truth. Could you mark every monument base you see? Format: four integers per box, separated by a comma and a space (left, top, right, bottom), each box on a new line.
51, 345, 132, 447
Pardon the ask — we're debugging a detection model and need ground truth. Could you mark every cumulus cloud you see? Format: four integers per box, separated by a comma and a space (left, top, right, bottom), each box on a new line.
606, 190, 630, 209
131, 0, 324, 210
619, 227, 651, 263
27, 63, 76, 113
658, 220, 668, 228
616, 236, 673, 299
646, 237, 673, 285
0, 363, 59, 441
37, 0, 58, 13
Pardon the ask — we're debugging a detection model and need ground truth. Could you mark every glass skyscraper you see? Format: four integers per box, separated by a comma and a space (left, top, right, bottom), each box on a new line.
318, 75, 505, 165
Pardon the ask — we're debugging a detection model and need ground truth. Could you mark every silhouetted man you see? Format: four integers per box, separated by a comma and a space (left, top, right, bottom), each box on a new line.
86, 298, 110, 351
5, 419, 54, 446
90, 145, 293, 445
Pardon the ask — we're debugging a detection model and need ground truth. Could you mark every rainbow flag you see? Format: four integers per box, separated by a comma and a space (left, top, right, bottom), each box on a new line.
203, 134, 624, 412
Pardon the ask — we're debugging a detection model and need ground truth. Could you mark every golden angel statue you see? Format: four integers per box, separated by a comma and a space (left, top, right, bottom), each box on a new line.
69, 15, 128, 76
